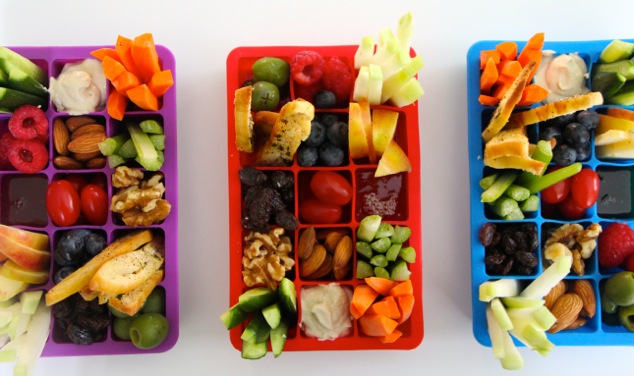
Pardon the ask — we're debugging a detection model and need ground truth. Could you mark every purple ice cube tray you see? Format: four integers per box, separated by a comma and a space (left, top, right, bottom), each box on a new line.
0, 45, 178, 356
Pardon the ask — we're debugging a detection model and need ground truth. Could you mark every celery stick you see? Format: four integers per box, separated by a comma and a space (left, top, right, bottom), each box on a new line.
374, 267, 390, 280
490, 196, 519, 218
516, 140, 553, 185
479, 279, 520, 302
356, 241, 373, 259
480, 173, 498, 190
520, 255, 572, 299
524, 162, 582, 194
372, 31, 400, 64
390, 77, 423, 107
390, 225, 411, 244
150, 134, 166, 151
485, 305, 507, 359
356, 260, 374, 279
510, 322, 554, 357
107, 154, 127, 168
117, 138, 138, 159
98, 133, 130, 156
504, 184, 530, 202
519, 195, 539, 212
398, 246, 416, 263
490, 298, 513, 331
481, 170, 519, 203
506, 306, 556, 332
503, 208, 524, 221
381, 50, 411, 81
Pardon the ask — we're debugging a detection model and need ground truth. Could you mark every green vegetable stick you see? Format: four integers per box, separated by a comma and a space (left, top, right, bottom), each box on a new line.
490, 196, 520, 218
504, 208, 525, 221
481, 170, 519, 203
524, 162, 582, 194
516, 140, 553, 185
504, 184, 530, 202
519, 195, 539, 212
480, 173, 499, 190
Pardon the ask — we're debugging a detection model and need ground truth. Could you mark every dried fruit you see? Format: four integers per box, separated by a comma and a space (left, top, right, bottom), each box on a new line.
548, 293, 583, 333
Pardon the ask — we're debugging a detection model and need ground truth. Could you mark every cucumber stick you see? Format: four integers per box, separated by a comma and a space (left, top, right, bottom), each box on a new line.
481, 171, 519, 203
599, 39, 634, 63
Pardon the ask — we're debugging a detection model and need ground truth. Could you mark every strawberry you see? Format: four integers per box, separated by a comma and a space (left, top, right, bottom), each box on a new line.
624, 253, 634, 273
598, 222, 634, 269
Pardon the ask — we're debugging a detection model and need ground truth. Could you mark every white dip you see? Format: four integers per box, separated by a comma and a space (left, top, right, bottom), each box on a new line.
534, 50, 589, 103
49, 59, 106, 115
300, 284, 352, 341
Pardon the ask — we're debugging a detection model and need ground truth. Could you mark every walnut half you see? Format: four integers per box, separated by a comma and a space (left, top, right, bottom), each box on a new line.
110, 167, 171, 226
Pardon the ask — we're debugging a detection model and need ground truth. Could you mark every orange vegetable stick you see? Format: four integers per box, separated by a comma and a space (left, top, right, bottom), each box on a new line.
107, 91, 128, 121
480, 58, 498, 94
491, 80, 513, 99
131, 33, 162, 83
126, 84, 159, 111
350, 284, 380, 319
496, 41, 518, 60
115, 35, 140, 78
497, 60, 522, 79
517, 84, 549, 107
111, 71, 142, 95
101, 56, 128, 82
523, 32, 545, 50
478, 94, 500, 106
390, 279, 413, 297
90, 48, 122, 63
358, 314, 398, 337
395, 294, 415, 325
367, 296, 401, 320
480, 50, 501, 70
364, 277, 398, 296
148, 69, 174, 98
517, 33, 545, 82
378, 329, 403, 344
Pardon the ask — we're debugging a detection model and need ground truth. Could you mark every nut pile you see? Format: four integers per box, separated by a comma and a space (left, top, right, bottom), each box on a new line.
110, 166, 171, 226
53, 116, 107, 169
546, 279, 596, 333
242, 227, 294, 290
543, 223, 602, 276
298, 226, 353, 280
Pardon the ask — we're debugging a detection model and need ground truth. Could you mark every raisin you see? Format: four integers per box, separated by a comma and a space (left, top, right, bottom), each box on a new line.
484, 254, 507, 274
77, 314, 111, 333
269, 171, 293, 190
479, 223, 497, 247
513, 231, 529, 252
66, 323, 94, 345
239, 167, 267, 186
500, 235, 518, 255
501, 258, 514, 275
514, 264, 535, 276
515, 251, 538, 268
275, 209, 298, 231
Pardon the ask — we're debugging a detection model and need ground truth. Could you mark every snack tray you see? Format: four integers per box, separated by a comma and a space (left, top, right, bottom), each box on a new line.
0, 45, 179, 356
226, 45, 423, 350
468, 38, 634, 346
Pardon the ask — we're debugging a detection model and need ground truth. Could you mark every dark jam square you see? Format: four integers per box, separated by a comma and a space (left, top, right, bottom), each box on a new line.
355, 170, 408, 221
1, 174, 48, 227
597, 166, 633, 218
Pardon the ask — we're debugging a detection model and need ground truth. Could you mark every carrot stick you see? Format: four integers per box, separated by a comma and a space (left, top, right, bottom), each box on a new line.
496, 41, 518, 60
101, 56, 128, 82
126, 84, 159, 111
517, 84, 549, 106
115, 35, 140, 77
395, 294, 415, 325
350, 284, 380, 319
378, 328, 403, 344
107, 91, 128, 121
517, 33, 545, 82
148, 69, 174, 97
480, 50, 501, 70
390, 280, 413, 297
111, 71, 142, 95
480, 58, 498, 94
478, 94, 500, 106
364, 277, 398, 296
358, 314, 398, 336
367, 296, 401, 320
131, 33, 162, 83
497, 60, 522, 79
91, 48, 122, 63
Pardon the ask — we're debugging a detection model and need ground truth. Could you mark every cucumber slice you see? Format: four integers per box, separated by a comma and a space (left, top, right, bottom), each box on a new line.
608, 80, 634, 106
241, 338, 267, 360
1, 60, 48, 98
0, 87, 47, 112
270, 320, 288, 357
599, 40, 634, 64
261, 303, 281, 330
0, 47, 47, 86
594, 59, 634, 80
278, 278, 297, 315
220, 303, 251, 330
591, 71, 626, 98
238, 287, 277, 313
240, 313, 270, 343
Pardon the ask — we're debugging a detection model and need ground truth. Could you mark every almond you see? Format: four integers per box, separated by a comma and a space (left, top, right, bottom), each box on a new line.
572, 279, 596, 318
300, 243, 326, 278
565, 316, 588, 330
86, 157, 107, 169
306, 254, 333, 280
68, 133, 107, 154
333, 235, 353, 279
333, 259, 351, 281
298, 226, 316, 261
324, 231, 344, 253
65, 116, 97, 132
545, 280, 567, 310
73, 150, 103, 162
71, 123, 105, 140
548, 293, 583, 334
53, 156, 82, 170
53, 118, 70, 156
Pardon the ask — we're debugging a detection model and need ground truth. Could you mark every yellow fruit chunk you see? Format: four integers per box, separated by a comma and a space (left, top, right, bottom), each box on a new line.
0, 260, 48, 285
594, 129, 634, 146
375, 140, 411, 177
596, 114, 634, 135
349, 102, 369, 159
597, 139, 634, 159
372, 109, 399, 159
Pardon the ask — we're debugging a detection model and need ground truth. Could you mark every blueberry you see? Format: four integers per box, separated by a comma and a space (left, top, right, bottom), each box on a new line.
318, 142, 345, 166
55, 229, 91, 265
84, 233, 107, 259
539, 126, 562, 144
563, 122, 589, 146
304, 120, 326, 147
297, 144, 319, 166
576, 110, 600, 131
575, 142, 591, 161
313, 90, 337, 108
552, 113, 576, 127
326, 121, 349, 148
54, 266, 76, 284
320, 113, 340, 127
553, 144, 577, 166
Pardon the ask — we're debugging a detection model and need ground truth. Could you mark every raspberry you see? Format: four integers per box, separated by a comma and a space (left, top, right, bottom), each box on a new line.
0, 131, 15, 169
624, 253, 634, 273
321, 56, 354, 103
8, 104, 48, 140
293, 81, 323, 103
7, 139, 48, 173
598, 222, 634, 269
291, 51, 325, 86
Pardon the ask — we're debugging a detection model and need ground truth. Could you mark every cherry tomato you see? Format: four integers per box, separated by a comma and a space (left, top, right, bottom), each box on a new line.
310, 171, 352, 206
90, 173, 108, 191
80, 183, 108, 225
299, 198, 342, 223
64, 174, 87, 193
46, 180, 81, 226
539, 166, 570, 205
557, 194, 587, 220
570, 168, 600, 209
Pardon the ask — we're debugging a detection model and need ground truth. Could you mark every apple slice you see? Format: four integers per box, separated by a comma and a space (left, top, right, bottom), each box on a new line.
597, 139, 634, 158
375, 140, 411, 177
13, 298, 51, 376
0, 267, 29, 303
0, 225, 48, 251
348, 102, 369, 159
593, 129, 633, 146
381, 55, 424, 104
0, 261, 48, 285
396, 12, 414, 53
390, 77, 424, 107
353, 66, 370, 102
372, 108, 399, 158
354, 35, 375, 69
367, 64, 383, 105
597, 113, 634, 135
359, 99, 376, 163
0, 233, 50, 271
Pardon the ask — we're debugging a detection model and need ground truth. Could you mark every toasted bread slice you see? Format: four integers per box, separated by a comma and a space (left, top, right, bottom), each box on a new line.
107, 269, 164, 316
484, 127, 529, 159
256, 99, 314, 166
234, 86, 254, 153
508, 92, 604, 127
484, 155, 546, 175
481, 61, 535, 143
253, 110, 279, 136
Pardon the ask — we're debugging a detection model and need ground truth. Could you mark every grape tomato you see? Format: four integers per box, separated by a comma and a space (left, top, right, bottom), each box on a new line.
570, 168, 600, 209
309, 171, 352, 206
80, 183, 108, 225
299, 198, 342, 224
558, 194, 587, 220
46, 180, 81, 226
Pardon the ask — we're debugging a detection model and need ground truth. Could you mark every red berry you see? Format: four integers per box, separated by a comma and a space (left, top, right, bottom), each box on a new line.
0, 131, 16, 169
8, 105, 48, 140
7, 139, 48, 173
293, 81, 323, 102
291, 51, 325, 86
624, 253, 634, 273
322, 56, 354, 103
598, 222, 634, 269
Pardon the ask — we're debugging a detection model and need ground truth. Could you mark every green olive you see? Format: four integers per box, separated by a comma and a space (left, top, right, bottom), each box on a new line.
113, 317, 134, 341
142, 287, 166, 315
109, 304, 133, 319
251, 81, 280, 111
129, 313, 169, 349
252, 57, 290, 87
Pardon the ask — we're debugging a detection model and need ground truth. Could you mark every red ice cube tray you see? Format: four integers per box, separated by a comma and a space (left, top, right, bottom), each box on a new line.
226, 45, 423, 351
0, 45, 179, 356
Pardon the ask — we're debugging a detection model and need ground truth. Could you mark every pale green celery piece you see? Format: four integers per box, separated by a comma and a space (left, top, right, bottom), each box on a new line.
396, 12, 414, 53
375, 223, 395, 239
356, 260, 374, 279
481, 170, 518, 203
357, 215, 382, 242
520, 255, 572, 299
490, 298, 513, 331
485, 304, 507, 359
519, 195, 539, 213
480, 173, 499, 190
352, 65, 370, 102
117, 138, 138, 159
381, 55, 424, 103
517, 140, 553, 185
356, 241, 373, 259
381, 50, 411, 82
501, 296, 544, 309
107, 154, 127, 169
12, 300, 51, 376
489, 196, 519, 218
367, 64, 384, 105
370, 254, 388, 268
374, 266, 390, 280
139, 119, 164, 134
0, 47, 47, 85
499, 328, 524, 370
376, 27, 396, 50
479, 279, 521, 302
510, 322, 554, 357
150, 134, 166, 151
354, 35, 375, 69
524, 162, 582, 194
599, 39, 634, 63
389, 260, 411, 281
503, 184, 529, 206
385, 243, 402, 262
389, 77, 423, 107
98, 133, 130, 156
128, 123, 162, 171
503, 207, 524, 221
398, 246, 416, 263
390, 225, 411, 244
506, 306, 556, 332
371, 237, 391, 253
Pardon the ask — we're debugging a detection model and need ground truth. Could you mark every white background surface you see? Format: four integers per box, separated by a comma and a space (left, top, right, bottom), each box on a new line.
1, 0, 634, 375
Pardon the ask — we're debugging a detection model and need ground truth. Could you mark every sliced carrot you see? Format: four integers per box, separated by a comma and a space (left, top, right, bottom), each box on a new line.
107, 91, 128, 121
480, 50, 501, 70
606, 107, 634, 122
367, 296, 401, 320
364, 277, 398, 296
517, 33, 545, 82
517, 84, 549, 106
478, 94, 500, 106
148, 69, 174, 97
524, 32, 545, 50
350, 284, 380, 319
378, 329, 403, 344
496, 41, 518, 60
115, 35, 140, 77
358, 314, 398, 337
390, 279, 413, 297
480, 58, 498, 94
101, 56, 128, 82
395, 294, 415, 325
111, 71, 142, 95
131, 33, 162, 83
126, 84, 159, 111
497, 60, 522, 79
90, 48, 122, 63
